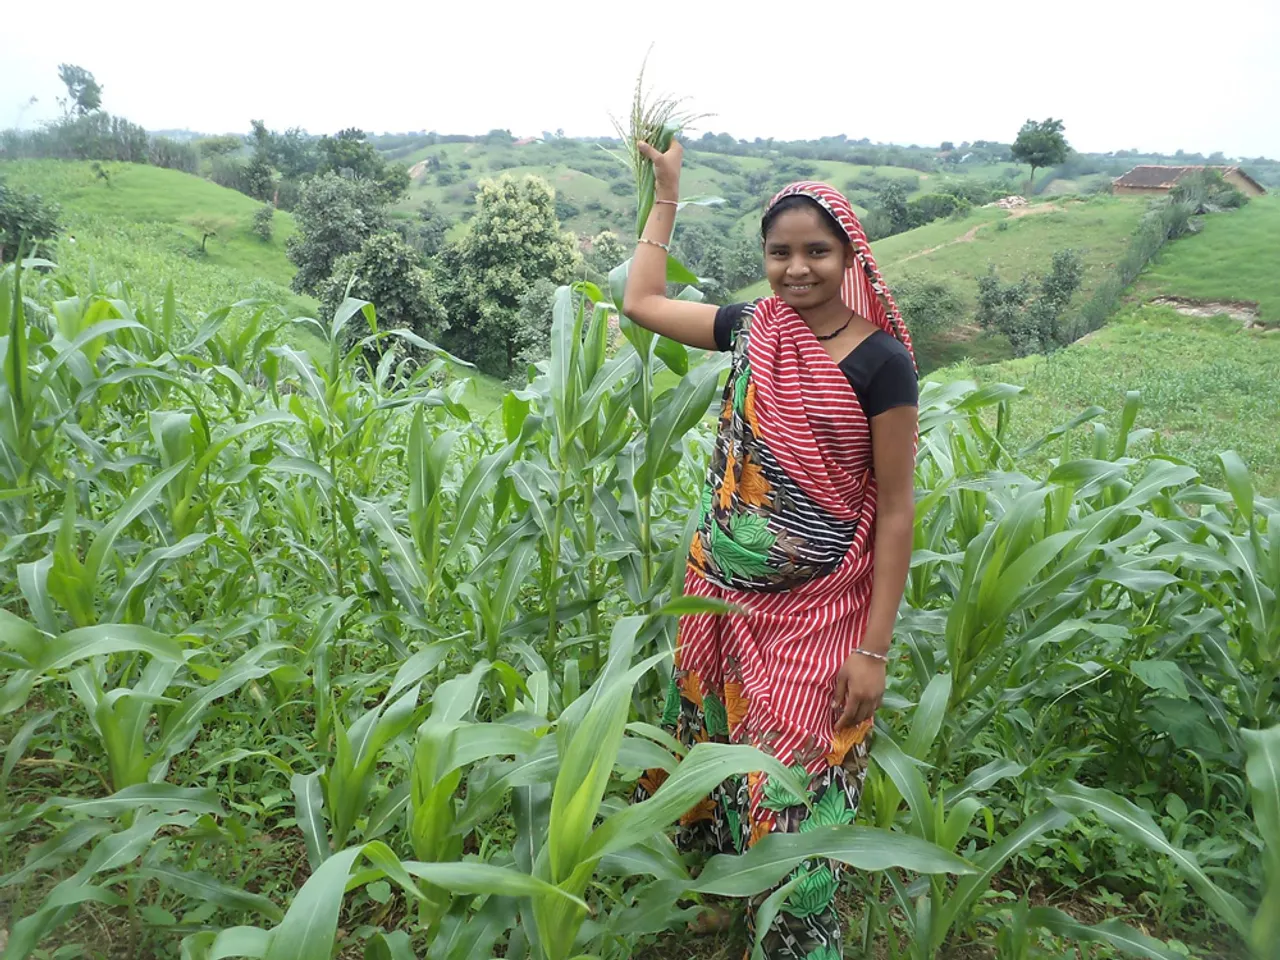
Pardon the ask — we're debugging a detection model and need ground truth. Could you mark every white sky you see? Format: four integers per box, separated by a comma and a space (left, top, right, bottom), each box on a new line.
4, 0, 1279, 159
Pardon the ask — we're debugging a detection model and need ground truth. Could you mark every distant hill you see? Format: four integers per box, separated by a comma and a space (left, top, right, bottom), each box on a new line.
0, 159, 311, 317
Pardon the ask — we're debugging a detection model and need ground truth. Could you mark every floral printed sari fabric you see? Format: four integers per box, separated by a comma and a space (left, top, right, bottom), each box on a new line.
637, 182, 914, 959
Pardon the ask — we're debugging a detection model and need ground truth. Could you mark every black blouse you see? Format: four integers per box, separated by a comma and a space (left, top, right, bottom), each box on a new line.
713, 302, 918, 417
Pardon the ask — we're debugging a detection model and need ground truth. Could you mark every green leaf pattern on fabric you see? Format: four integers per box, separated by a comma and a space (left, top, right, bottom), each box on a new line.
799, 785, 855, 834
785, 864, 837, 919
733, 359, 752, 414
761, 763, 812, 812
724, 804, 742, 853
803, 946, 841, 960
730, 513, 775, 553
709, 522, 773, 579
699, 485, 713, 524
703, 692, 728, 737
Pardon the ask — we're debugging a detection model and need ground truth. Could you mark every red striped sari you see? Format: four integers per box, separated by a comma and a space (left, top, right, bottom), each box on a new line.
670, 181, 915, 829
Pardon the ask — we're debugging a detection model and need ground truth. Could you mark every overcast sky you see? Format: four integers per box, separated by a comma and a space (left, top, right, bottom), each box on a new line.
4, 0, 1278, 159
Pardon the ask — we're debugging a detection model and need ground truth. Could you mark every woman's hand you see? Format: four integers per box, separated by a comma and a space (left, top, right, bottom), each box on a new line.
636, 138, 683, 202
832, 651, 886, 729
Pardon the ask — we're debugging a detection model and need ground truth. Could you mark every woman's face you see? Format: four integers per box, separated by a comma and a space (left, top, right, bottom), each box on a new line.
763, 207, 852, 312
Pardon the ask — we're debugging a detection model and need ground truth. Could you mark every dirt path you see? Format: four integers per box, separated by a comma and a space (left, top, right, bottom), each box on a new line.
886, 204, 1061, 268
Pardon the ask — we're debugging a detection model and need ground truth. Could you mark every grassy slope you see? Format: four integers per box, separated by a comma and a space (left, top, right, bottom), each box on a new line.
0, 159, 313, 317
933, 305, 1280, 493
1134, 194, 1280, 320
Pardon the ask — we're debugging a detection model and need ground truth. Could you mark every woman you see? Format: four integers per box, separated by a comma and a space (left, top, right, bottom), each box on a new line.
624, 139, 918, 959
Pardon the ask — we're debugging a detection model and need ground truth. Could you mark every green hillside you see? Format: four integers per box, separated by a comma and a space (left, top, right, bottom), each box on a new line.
933, 303, 1280, 493
0, 159, 311, 316
391, 139, 1025, 238
1135, 193, 1280, 320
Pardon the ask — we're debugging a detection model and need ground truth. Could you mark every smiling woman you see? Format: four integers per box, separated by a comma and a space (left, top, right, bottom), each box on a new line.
623, 140, 919, 958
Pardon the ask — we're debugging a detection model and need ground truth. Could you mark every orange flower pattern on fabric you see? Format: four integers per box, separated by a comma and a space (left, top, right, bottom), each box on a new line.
689, 531, 707, 570
749, 818, 772, 848
723, 680, 748, 731
678, 670, 704, 710
637, 766, 669, 798
744, 382, 761, 436
738, 458, 772, 508
825, 718, 873, 765
717, 452, 738, 510
679, 795, 718, 827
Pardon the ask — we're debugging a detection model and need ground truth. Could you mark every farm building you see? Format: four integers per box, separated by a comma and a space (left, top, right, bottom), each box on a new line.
1112, 165, 1267, 197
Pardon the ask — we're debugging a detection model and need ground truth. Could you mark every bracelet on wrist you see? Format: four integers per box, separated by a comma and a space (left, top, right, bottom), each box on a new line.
637, 237, 670, 253
653, 198, 678, 207
851, 647, 889, 664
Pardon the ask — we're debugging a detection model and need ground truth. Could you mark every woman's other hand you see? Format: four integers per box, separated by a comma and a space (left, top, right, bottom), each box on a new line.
833, 651, 886, 729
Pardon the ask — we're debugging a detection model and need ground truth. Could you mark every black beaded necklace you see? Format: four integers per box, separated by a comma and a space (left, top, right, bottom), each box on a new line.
814, 309, 855, 342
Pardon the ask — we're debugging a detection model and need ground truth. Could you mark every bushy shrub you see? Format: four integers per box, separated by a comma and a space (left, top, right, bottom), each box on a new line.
252, 205, 274, 242
0, 179, 62, 260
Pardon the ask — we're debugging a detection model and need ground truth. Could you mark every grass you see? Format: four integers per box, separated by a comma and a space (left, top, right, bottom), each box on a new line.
1134, 194, 1280, 320
0, 159, 312, 317
932, 304, 1280, 493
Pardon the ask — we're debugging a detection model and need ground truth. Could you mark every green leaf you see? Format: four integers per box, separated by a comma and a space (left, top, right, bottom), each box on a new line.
693, 825, 973, 897
1129, 660, 1190, 700
291, 771, 330, 871
1242, 725, 1280, 956
444, 441, 518, 566
654, 336, 688, 376
137, 866, 284, 922
84, 460, 189, 586
1027, 907, 1184, 960
1049, 782, 1249, 935
1217, 450, 1254, 527
58, 784, 223, 818
587, 743, 807, 862
636, 354, 726, 496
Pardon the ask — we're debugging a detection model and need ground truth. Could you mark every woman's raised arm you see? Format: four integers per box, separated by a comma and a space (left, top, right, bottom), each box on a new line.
621, 139, 720, 351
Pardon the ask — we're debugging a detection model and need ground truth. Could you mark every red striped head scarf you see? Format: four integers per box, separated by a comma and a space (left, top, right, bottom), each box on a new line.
764, 181, 915, 369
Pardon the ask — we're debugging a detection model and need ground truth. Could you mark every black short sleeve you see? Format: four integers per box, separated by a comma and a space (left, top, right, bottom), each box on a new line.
713, 302, 750, 352
838, 330, 918, 418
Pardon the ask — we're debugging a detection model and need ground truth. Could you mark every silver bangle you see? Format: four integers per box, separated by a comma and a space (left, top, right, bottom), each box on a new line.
638, 237, 670, 253
851, 647, 889, 663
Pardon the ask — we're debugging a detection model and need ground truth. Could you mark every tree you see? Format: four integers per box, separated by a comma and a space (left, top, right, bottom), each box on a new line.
185, 215, 235, 254
0, 180, 61, 262
511, 278, 560, 371
317, 128, 408, 201
252, 205, 274, 242
876, 181, 912, 235
586, 230, 627, 276
57, 64, 102, 117
197, 134, 244, 158
440, 174, 581, 376
405, 201, 452, 258
1011, 118, 1069, 193
286, 172, 391, 295
977, 248, 1083, 355
316, 232, 444, 349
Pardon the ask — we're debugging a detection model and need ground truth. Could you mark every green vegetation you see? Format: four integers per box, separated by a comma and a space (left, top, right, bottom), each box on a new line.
0, 160, 306, 313
3, 86, 1280, 960
1, 260, 1277, 960
935, 304, 1280, 492
1137, 194, 1280, 320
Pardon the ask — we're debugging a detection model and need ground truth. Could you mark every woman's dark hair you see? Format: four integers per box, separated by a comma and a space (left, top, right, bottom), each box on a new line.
761, 194, 848, 243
